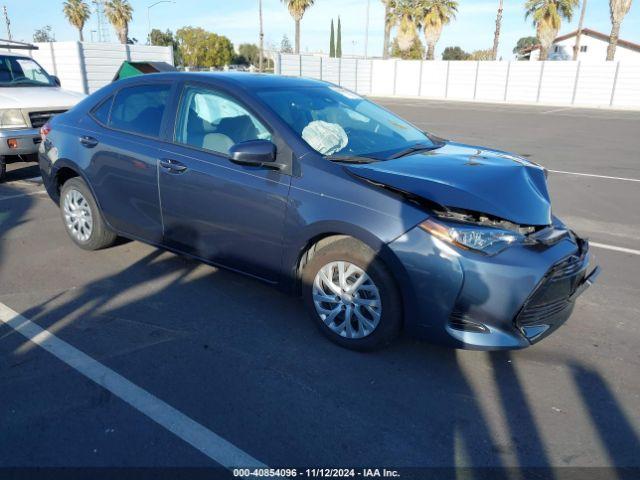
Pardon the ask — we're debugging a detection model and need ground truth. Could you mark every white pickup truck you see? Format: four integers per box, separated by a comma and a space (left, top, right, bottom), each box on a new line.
0, 49, 85, 181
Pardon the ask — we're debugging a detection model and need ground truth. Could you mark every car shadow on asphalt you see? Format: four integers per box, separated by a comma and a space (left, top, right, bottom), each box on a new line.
2, 205, 639, 473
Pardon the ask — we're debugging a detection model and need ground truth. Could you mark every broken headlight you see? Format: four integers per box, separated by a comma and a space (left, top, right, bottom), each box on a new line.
419, 218, 523, 255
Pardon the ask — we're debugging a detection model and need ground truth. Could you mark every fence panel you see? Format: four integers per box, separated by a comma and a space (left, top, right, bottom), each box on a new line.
340, 58, 358, 91
355, 59, 372, 95
475, 61, 509, 102
371, 59, 396, 96
506, 62, 543, 103
420, 61, 448, 98
301, 55, 321, 78
573, 62, 618, 106
538, 61, 579, 105
321, 57, 340, 85
446, 61, 477, 100
395, 60, 421, 96
611, 63, 640, 108
280, 54, 301, 76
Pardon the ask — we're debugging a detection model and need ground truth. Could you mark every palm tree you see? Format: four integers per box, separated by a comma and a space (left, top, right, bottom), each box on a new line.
573, 0, 587, 60
382, 0, 398, 59
395, 0, 419, 53
63, 0, 91, 42
524, 0, 579, 61
416, 0, 459, 60
281, 0, 315, 54
105, 0, 133, 45
492, 0, 504, 60
607, 0, 633, 60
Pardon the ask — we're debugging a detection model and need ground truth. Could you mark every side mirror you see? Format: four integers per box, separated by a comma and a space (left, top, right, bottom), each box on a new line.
51, 75, 61, 86
228, 140, 281, 169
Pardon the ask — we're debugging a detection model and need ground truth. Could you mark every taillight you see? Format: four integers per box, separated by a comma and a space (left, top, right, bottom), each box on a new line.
40, 122, 51, 141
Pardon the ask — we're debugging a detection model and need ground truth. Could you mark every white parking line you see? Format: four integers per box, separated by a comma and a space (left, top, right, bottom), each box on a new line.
590, 242, 640, 256
0, 302, 266, 470
0, 189, 47, 201
548, 170, 640, 183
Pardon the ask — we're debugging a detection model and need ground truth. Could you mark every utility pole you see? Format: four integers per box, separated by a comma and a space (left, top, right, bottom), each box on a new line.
364, 0, 370, 58
573, 0, 587, 60
3, 5, 12, 41
258, 0, 264, 72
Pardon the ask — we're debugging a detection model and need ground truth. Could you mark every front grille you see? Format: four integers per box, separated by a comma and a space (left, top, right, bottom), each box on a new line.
515, 251, 587, 339
28, 110, 66, 128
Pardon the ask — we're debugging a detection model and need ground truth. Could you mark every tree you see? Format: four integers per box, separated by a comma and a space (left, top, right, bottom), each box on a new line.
33, 26, 55, 42
258, 0, 264, 71
280, 34, 293, 53
104, 0, 133, 45
382, 0, 398, 59
491, 0, 504, 60
607, 0, 633, 60
442, 46, 469, 60
416, 0, 459, 60
330, 19, 335, 57
149, 28, 181, 65
394, 0, 419, 53
524, 0, 578, 61
237, 43, 261, 66
573, 0, 587, 60
281, 0, 315, 54
63, 0, 90, 42
336, 17, 342, 58
469, 49, 493, 60
390, 36, 424, 59
513, 35, 539, 58
176, 27, 234, 69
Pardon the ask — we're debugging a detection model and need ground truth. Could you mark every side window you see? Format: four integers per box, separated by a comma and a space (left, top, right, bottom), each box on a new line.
91, 96, 113, 125
175, 86, 271, 155
109, 83, 171, 137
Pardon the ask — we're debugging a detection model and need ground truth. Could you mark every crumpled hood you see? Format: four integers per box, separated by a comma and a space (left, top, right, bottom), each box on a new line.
0, 86, 85, 109
347, 142, 552, 226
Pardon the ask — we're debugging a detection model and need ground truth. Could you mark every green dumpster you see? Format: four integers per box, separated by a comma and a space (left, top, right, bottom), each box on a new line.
112, 61, 176, 82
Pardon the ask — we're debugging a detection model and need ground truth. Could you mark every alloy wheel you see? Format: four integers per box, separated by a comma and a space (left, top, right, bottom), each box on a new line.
312, 261, 382, 339
63, 189, 93, 243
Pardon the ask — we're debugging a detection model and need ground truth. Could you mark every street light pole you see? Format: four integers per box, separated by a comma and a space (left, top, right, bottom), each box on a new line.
147, 0, 174, 43
258, 0, 264, 72
364, 0, 370, 58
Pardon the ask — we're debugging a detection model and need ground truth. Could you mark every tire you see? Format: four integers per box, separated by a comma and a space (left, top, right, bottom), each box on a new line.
0, 157, 6, 183
59, 177, 117, 251
301, 237, 402, 351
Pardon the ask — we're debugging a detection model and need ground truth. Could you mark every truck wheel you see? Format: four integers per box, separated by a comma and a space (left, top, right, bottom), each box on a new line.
60, 177, 117, 250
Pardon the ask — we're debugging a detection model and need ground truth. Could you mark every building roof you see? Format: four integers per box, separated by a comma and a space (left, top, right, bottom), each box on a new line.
554, 28, 640, 53
524, 28, 640, 54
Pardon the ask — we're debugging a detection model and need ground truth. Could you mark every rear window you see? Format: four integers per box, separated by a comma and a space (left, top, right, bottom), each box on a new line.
109, 83, 171, 137
91, 96, 113, 125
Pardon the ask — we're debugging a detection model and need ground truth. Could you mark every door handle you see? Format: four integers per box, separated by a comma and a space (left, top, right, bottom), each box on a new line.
159, 158, 188, 173
79, 135, 98, 148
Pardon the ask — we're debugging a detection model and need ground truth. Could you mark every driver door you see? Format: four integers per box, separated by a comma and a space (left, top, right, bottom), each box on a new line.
158, 84, 291, 282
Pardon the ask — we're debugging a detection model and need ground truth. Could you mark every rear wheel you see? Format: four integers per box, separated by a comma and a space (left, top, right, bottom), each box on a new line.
60, 177, 117, 250
302, 238, 402, 351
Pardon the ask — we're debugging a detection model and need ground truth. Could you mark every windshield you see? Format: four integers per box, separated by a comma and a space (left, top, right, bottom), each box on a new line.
256, 86, 434, 159
0, 55, 55, 87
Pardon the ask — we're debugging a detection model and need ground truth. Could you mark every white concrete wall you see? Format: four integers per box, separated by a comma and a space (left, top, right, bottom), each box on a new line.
29, 42, 173, 94
277, 54, 640, 109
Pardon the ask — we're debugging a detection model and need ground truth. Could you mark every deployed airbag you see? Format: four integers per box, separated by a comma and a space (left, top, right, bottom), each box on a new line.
302, 120, 348, 155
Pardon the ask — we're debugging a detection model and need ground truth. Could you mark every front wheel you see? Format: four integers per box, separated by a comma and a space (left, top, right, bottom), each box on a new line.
0, 157, 6, 182
301, 238, 402, 351
60, 177, 117, 250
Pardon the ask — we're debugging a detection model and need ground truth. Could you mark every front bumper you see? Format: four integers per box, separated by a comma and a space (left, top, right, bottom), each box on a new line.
388, 220, 598, 350
0, 127, 41, 156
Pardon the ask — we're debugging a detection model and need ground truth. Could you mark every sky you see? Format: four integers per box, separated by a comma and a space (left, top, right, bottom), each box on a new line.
3, 0, 639, 60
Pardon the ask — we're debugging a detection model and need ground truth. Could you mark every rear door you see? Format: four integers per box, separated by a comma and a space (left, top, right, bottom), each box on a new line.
157, 82, 292, 282
84, 81, 174, 243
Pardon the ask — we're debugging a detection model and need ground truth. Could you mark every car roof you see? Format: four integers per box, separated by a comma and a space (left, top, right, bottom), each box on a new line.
0, 50, 32, 58
122, 71, 331, 90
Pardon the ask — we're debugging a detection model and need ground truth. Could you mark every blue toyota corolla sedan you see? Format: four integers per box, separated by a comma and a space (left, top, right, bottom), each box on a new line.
38, 72, 599, 351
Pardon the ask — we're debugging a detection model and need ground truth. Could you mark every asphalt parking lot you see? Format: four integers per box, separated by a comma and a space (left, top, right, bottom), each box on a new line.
1, 99, 639, 474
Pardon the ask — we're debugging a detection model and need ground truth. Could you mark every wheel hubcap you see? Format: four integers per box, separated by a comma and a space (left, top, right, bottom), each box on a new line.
312, 261, 382, 339
63, 189, 93, 242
